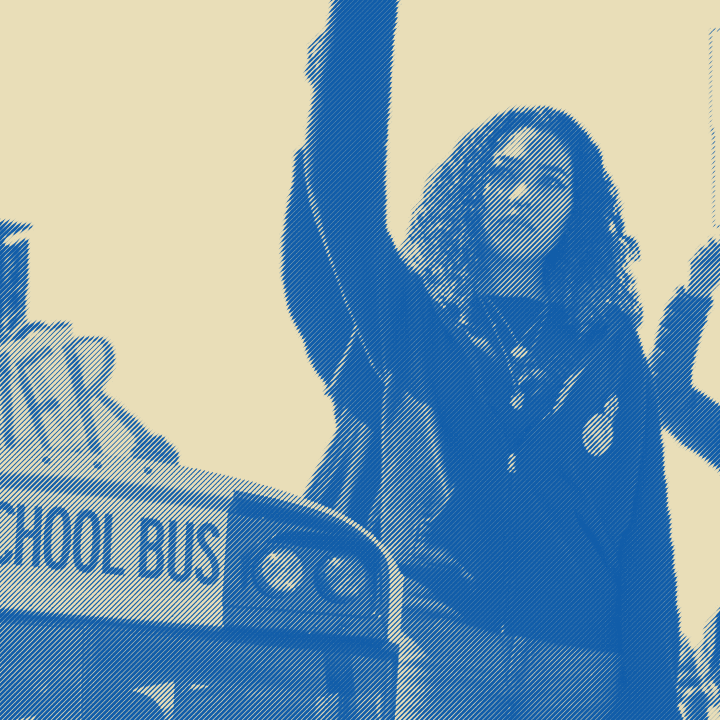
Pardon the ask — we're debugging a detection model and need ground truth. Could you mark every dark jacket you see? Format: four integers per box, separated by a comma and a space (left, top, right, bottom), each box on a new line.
651, 288, 720, 468
285, 1, 681, 717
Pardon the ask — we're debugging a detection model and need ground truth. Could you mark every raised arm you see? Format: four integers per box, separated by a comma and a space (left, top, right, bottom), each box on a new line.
651, 239, 720, 470
281, 149, 354, 387
303, 0, 421, 376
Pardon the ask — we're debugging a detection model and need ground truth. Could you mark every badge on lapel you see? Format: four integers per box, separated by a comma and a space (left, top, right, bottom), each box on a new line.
582, 395, 619, 456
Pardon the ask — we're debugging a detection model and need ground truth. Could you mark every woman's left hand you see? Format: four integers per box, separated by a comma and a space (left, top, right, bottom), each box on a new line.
687, 238, 720, 298
400, 542, 475, 584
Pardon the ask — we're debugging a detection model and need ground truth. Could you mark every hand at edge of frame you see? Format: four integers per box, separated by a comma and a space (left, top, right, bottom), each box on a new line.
687, 238, 720, 298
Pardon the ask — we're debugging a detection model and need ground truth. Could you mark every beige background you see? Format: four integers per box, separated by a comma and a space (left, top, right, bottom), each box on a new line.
1, 0, 718, 646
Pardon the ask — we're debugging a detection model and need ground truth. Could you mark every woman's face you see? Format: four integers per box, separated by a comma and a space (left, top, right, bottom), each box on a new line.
481, 126, 573, 263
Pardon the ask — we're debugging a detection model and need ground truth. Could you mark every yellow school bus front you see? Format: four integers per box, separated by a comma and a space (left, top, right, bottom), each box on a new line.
0, 449, 402, 720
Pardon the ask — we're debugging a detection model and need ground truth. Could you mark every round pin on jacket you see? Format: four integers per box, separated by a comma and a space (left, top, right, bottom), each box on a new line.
582, 395, 619, 456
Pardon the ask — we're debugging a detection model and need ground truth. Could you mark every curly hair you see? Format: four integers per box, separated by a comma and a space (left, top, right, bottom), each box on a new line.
400, 106, 641, 332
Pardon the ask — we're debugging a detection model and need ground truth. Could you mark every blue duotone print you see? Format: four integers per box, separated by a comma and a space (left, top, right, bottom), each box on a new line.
0, 154, 400, 717
7, 2, 720, 719
284, 0, 684, 718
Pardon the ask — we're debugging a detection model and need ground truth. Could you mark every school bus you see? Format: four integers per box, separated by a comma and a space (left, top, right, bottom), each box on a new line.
0, 322, 402, 720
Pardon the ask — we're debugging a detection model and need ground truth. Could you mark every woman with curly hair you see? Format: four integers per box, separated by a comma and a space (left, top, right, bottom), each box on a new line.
282, 1, 680, 718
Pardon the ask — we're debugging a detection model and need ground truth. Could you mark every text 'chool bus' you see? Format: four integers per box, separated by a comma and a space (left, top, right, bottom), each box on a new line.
0, 320, 402, 720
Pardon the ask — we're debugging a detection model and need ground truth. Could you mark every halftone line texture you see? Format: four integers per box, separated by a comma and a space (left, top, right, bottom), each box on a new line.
0, 616, 397, 719
681, 614, 720, 718
0, 185, 401, 716
291, 0, 683, 717
394, 611, 621, 720
0, 321, 179, 463
651, 287, 720, 470
0, 474, 227, 628
651, 257, 720, 716
0, 452, 402, 719
401, 108, 642, 331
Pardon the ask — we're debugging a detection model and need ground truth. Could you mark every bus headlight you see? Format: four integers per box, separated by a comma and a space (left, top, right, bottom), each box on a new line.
255, 550, 304, 595
316, 555, 368, 603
